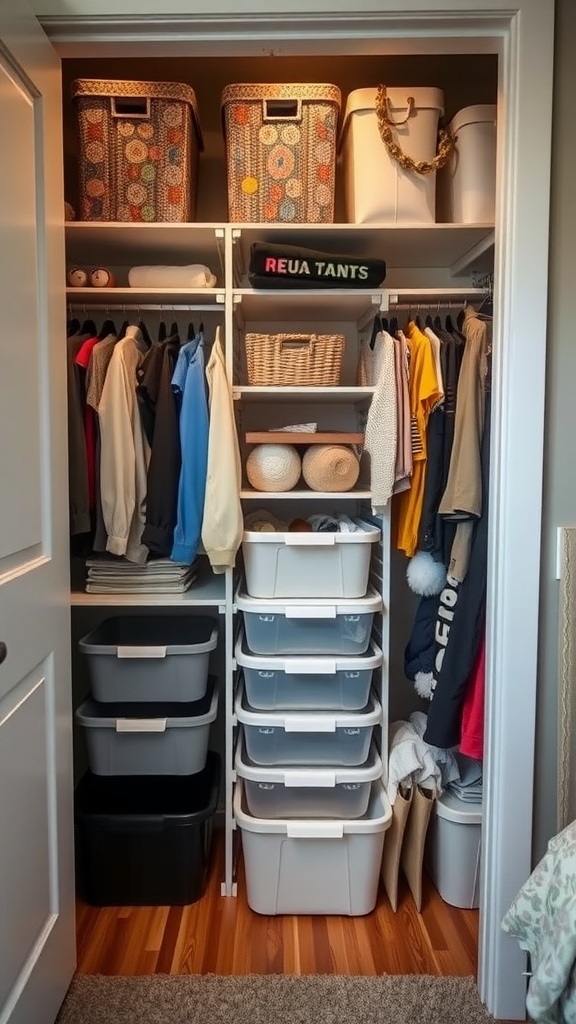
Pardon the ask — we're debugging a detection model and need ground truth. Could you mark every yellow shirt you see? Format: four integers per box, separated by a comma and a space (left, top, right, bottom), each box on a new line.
394, 322, 442, 557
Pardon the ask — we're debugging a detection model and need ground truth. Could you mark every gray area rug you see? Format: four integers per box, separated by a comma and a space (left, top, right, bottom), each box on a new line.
55, 973, 498, 1024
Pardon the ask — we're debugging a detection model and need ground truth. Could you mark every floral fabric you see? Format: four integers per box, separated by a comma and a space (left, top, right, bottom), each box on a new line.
502, 820, 576, 1023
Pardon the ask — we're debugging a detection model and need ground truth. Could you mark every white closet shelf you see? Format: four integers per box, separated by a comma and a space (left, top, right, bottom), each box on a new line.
66, 287, 225, 306
240, 488, 372, 500
70, 572, 226, 608
233, 289, 383, 323
231, 223, 495, 276
233, 386, 375, 404
65, 221, 224, 266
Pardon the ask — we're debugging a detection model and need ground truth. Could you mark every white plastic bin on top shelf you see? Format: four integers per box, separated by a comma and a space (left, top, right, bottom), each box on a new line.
242, 520, 380, 599
78, 615, 218, 703
340, 87, 444, 224
235, 733, 383, 819
236, 587, 382, 657
235, 631, 382, 711
438, 104, 497, 224
234, 778, 392, 915
234, 679, 381, 766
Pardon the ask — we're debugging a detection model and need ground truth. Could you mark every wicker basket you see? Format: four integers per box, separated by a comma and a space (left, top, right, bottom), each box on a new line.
72, 79, 203, 222
244, 333, 345, 386
221, 83, 341, 223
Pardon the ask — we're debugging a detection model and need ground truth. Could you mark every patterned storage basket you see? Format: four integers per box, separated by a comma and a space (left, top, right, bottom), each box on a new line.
244, 333, 345, 386
221, 83, 341, 223
72, 79, 203, 222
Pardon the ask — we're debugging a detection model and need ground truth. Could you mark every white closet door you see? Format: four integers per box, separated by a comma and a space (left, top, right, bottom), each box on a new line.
0, 4, 75, 1024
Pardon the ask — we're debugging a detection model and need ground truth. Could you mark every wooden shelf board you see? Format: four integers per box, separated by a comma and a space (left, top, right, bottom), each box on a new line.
245, 431, 364, 444
240, 489, 371, 500
66, 287, 224, 306
234, 386, 375, 404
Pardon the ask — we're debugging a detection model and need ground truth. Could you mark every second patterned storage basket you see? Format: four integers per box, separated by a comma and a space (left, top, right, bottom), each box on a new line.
244, 332, 345, 386
72, 79, 203, 222
221, 83, 341, 223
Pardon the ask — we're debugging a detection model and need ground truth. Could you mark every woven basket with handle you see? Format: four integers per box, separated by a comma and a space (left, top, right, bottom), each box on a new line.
244, 333, 345, 386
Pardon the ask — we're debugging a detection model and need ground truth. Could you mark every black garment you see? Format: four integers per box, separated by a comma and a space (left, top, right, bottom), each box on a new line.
417, 329, 462, 564
67, 330, 91, 536
423, 390, 491, 749
136, 340, 167, 447
140, 336, 181, 557
404, 593, 438, 682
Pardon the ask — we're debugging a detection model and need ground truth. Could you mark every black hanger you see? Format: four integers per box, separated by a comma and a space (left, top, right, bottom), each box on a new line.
186, 321, 194, 339
67, 316, 80, 336
158, 321, 167, 343
98, 317, 117, 340
389, 315, 399, 336
138, 318, 153, 349
425, 313, 434, 329
445, 313, 455, 333
434, 314, 442, 331
369, 313, 384, 350
457, 308, 465, 331
118, 319, 129, 338
81, 317, 97, 336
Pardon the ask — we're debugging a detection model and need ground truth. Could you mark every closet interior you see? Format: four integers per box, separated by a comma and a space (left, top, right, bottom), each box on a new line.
62, 49, 497, 967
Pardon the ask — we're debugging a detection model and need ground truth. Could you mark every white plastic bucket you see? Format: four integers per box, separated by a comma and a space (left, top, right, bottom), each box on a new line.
340, 87, 444, 224
439, 104, 497, 224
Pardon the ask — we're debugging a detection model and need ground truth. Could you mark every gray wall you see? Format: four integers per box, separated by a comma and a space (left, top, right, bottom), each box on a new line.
533, 0, 576, 863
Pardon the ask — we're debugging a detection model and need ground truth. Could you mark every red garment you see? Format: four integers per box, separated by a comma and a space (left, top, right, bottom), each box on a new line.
460, 636, 485, 760
75, 336, 99, 512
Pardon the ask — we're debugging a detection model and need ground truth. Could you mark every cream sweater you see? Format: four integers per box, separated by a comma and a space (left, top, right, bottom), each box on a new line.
201, 328, 243, 572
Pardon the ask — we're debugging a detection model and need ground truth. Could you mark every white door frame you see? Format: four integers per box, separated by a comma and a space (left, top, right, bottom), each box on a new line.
37, 1, 555, 1018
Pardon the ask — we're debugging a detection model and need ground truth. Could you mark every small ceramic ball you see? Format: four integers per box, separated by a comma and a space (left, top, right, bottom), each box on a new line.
67, 267, 88, 287
246, 444, 301, 492
89, 268, 116, 288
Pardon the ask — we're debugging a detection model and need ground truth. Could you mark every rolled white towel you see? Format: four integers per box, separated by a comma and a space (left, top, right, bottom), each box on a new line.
128, 264, 217, 288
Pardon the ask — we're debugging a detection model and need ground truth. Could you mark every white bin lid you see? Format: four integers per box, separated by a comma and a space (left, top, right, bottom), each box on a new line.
235, 732, 383, 787
235, 678, 382, 730
242, 519, 380, 546
343, 86, 444, 120
449, 104, 497, 135
234, 777, 392, 836
235, 630, 383, 674
436, 788, 483, 825
236, 585, 382, 616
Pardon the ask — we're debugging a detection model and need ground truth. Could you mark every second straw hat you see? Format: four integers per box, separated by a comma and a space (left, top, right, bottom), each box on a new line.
302, 444, 360, 492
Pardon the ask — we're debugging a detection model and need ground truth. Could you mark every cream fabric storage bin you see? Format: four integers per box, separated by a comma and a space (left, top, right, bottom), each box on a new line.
236, 587, 382, 656
438, 104, 497, 223
234, 778, 391, 915
235, 733, 383, 819
234, 680, 382, 766
340, 87, 444, 224
242, 519, 380, 599
235, 631, 382, 711
426, 790, 482, 908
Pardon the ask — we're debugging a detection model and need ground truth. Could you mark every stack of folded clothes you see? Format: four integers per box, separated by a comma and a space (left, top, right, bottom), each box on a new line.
85, 556, 198, 594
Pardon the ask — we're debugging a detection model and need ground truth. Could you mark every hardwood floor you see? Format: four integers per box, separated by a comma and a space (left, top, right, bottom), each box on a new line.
75, 831, 478, 976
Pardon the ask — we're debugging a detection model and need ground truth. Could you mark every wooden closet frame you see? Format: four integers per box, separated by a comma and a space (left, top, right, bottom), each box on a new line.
38, 1, 555, 1018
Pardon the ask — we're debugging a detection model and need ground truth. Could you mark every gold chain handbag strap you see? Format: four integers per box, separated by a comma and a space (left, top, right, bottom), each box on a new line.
375, 84, 455, 175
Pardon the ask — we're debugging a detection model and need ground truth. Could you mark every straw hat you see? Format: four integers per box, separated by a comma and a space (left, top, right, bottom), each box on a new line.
246, 444, 301, 492
302, 445, 360, 492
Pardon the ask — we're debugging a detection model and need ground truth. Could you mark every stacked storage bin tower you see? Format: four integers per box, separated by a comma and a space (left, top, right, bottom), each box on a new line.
224, 82, 393, 915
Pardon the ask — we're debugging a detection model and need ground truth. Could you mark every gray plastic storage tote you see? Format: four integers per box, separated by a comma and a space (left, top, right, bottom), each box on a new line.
75, 678, 219, 776
78, 615, 218, 703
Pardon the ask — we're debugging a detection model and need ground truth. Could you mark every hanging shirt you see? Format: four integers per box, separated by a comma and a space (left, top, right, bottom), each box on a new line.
394, 322, 443, 557
201, 327, 243, 573
393, 330, 413, 493
170, 333, 209, 566
75, 335, 99, 512
67, 330, 90, 535
98, 325, 150, 565
358, 328, 397, 512
139, 335, 181, 558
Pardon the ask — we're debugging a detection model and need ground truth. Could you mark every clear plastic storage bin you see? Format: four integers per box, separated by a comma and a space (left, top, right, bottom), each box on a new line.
234, 778, 392, 915
75, 678, 219, 776
236, 587, 382, 656
242, 520, 380, 599
426, 789, 482, 909
235, 631, 382, 710
234, 681, 381, 766
78, 615, 218, 703
235, 733, 383, 818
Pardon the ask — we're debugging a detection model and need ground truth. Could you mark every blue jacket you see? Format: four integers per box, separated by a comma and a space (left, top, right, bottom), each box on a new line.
170, 333, 209, 565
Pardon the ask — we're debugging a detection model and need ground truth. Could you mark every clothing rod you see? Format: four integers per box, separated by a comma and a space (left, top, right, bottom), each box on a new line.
387, 301, 473, 311
66, 303, 218, 313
